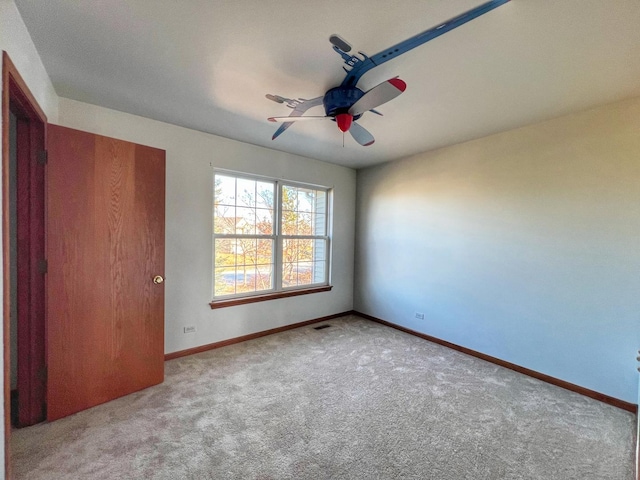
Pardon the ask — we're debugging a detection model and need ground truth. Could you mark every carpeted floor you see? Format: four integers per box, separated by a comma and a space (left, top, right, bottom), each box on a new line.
11, 315, 637, 479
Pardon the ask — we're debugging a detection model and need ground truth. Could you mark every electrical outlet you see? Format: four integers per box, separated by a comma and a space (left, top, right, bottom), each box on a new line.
184, 326, 196, 334
415, 312, 425, 320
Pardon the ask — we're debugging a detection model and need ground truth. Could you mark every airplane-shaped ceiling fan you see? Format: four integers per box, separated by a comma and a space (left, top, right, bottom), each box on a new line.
266, 0, 510, 146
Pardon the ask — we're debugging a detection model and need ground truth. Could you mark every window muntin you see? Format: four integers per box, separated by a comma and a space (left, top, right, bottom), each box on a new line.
213, 172, 330, 299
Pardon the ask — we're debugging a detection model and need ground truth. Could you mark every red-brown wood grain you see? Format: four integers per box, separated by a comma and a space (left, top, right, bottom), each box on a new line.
46, 125, 165, 421
209, 285, 333, 309
15, 114, 47, 428
27, 119, 46, 427
3, 51, 49, 477
15, 118, 32, 426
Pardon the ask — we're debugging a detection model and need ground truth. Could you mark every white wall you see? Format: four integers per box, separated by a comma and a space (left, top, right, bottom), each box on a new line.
355, 97, 640, 404
1, 0, 60, 476
57, 97, 356, 355
0, 1, 58, 123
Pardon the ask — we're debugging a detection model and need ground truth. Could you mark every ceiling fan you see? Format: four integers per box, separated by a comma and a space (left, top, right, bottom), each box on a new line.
266, 0, 510, 146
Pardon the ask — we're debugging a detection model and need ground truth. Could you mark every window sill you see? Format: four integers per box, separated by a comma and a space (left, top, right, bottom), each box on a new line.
209, 285, 333, 309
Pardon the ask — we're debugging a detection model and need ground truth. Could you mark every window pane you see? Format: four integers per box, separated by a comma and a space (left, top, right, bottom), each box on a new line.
214, 238, 274, 296
214, 267, 236, 296
214, 239, 236, 267
312, 213, 326, 236
214, 174, 238, 235
214, 174, 236, 206
313, 239, 327, 264
214, 175, 275, 236
313, 260, 326, 284
282, 259, 297, 287
235, 266, 257, 293
213, 201, 237, 235
256, 208, 273, 235
297, 212, 312, 235
281, 185, 327, 236
297, 239, 313, 262
312, 190, 326, 235
282, 239, 327, 287
255, 265, 273, 291
297, 188, 315, 213
282, 186, 296, 234
282, 238, 297, 264
281, 209, 296, 235
237, 177, 256, 207
235, 207, 256, 234
297, 262, 313, 285
256, 181, 274, 209
256, 239, 273, 265
314, 190, 327, 215
236, 238, 257, 267
282, 185, 298, 212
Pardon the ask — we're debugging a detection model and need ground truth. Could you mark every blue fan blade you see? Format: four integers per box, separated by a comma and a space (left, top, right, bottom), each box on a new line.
341, 0, 510, 87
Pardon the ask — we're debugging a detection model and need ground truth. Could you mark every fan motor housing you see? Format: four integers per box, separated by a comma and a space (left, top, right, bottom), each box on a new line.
323, 87, 364, 120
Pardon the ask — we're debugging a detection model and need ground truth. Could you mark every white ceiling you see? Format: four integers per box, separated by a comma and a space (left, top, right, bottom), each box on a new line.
15, 0, 640, 169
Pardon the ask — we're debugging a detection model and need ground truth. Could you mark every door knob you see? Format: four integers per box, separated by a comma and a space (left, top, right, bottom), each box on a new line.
153, 275, 164, 285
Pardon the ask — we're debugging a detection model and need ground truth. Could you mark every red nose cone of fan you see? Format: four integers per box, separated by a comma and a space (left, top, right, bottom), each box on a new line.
336, 113, 353, 132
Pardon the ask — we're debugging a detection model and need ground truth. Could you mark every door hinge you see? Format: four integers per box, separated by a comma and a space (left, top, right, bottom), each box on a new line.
37, 150, 48, 165
38, 259, 48, 274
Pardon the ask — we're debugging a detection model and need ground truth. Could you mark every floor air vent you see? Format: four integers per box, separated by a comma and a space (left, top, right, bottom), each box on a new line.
314, 324, 332, 330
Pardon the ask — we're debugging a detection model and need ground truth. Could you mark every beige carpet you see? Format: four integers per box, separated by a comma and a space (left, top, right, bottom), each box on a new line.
11, 315, 636, 479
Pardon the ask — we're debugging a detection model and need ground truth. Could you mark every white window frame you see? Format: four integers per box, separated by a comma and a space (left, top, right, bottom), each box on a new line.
212, 170, 331, 301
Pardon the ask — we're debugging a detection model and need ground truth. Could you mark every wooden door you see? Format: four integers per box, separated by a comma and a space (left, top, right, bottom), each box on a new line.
46, 124, 165, 421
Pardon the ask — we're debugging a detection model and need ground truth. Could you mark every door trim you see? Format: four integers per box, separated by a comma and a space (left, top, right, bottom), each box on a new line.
2, 51, 48, 478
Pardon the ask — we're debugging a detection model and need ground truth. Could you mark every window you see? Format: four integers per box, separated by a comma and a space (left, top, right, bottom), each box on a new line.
212, 171, 330, 302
